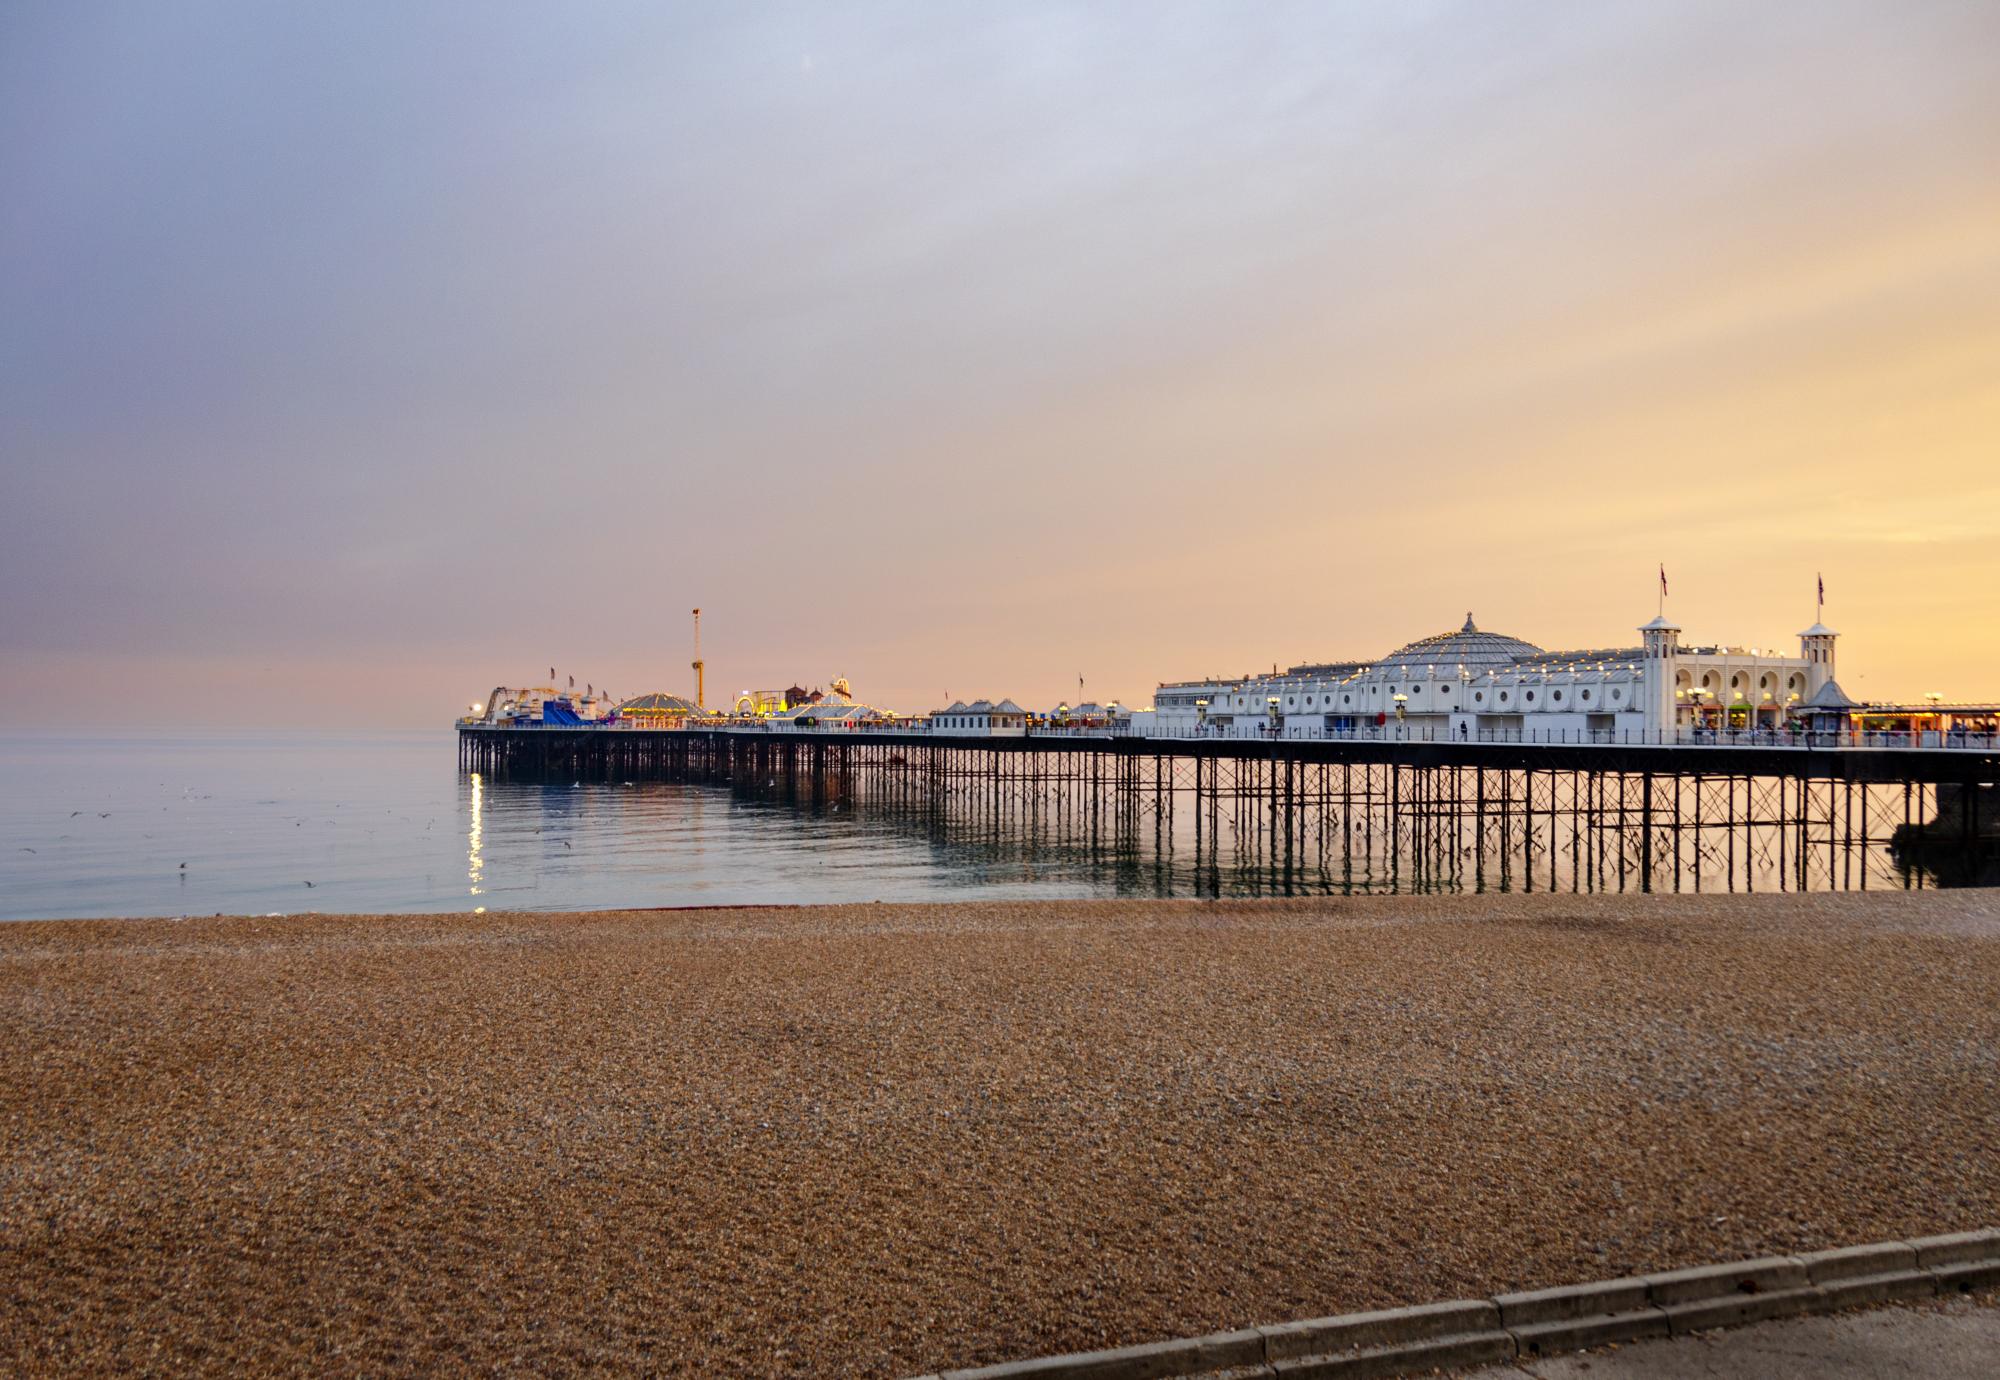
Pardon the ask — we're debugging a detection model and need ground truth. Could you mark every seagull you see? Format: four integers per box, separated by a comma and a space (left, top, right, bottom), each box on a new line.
98, 812, 110, 818
561, 841, 572, 849
303, 880, 315, 888
18, 847, 35, 854
179, 862, 187, 869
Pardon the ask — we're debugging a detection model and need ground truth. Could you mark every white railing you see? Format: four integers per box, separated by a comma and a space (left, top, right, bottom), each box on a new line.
459, 719, 1997, 751
1134, 724, 2000, 751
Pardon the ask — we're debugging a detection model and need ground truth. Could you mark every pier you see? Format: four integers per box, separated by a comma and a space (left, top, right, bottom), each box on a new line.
457, 726, 2000, 894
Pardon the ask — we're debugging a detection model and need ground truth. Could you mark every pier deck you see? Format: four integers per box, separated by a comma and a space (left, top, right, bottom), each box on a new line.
458, 724, 2000, 785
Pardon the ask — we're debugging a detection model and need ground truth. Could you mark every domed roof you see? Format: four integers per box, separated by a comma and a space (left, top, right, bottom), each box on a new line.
618, 692, 699, 713
1373, 614, 1542, 675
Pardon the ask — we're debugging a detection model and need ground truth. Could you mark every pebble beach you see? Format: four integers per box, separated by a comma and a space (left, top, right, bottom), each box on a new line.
3, 891, 1997, 1377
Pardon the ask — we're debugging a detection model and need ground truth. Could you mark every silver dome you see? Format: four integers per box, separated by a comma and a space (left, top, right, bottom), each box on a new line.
1372, 614, 1542, 675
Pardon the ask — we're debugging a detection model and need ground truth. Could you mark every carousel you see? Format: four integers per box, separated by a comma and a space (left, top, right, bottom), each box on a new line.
615, 692, 701, 725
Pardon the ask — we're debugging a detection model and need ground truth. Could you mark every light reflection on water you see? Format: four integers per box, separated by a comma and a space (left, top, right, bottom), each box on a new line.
467, 769, 483, 900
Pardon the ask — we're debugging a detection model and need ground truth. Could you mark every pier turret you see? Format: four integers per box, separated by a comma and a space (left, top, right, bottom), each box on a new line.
1639, 615, 1680, 736
1799, 621, 1838, 699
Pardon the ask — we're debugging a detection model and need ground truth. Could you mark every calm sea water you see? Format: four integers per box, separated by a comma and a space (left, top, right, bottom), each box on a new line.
0, 730, 1111, 922
2, 730, 1978, 921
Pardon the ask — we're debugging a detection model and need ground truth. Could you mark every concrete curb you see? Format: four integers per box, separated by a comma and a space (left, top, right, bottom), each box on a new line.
915, 1228, 2000, 1380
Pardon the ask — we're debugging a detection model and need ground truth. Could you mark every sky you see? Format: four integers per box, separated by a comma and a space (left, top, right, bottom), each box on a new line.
4, 1, 1998, 725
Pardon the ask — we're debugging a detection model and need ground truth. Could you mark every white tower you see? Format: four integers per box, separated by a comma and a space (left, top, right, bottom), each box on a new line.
1639, 615, 1680, 738
1799, 622, 1838, 699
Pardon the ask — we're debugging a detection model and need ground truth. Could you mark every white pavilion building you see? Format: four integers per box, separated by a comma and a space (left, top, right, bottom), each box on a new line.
1143, 613, 1839, 742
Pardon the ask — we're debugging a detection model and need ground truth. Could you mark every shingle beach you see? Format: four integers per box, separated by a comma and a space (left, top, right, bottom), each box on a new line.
4, 892, 1997, 1377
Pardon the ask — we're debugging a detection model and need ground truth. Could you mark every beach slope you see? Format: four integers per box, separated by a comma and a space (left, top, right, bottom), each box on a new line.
2, 892, 1997, 1376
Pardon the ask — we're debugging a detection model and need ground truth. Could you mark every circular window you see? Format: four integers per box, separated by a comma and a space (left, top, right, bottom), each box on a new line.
1343, 694, 1352, 705
1553, 691, 1563, 704
1442, 686, 1452, 695
1474, 692, 1485, 704
1499, 692, 1510, 704
1526, 691, 1536, 704
1611, 689, 1623, 701
1582, 689, 1592, 702
1287, 697, 1295, 707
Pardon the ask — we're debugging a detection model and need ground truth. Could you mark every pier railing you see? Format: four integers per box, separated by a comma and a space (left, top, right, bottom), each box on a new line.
1141, 725, 2000, 752
464, 718, 2000, 753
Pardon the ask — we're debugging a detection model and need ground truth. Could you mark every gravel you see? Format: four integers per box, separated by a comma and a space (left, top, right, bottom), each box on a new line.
2, 890, 1998, 1377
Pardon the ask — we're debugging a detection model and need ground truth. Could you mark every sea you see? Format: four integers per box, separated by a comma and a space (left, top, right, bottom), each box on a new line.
0, 729, 1117, 922
1, 729, 1983, 921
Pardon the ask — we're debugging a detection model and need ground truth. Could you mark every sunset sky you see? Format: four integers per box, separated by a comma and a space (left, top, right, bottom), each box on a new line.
5, 2, 1998, 725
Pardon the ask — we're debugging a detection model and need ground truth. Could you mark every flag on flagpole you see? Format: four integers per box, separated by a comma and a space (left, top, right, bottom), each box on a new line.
1659, 564, 1668, 598
1817, 572, 1825, 611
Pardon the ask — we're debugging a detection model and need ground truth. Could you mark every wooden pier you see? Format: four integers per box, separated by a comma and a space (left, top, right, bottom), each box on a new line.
457, 727, 2000, 893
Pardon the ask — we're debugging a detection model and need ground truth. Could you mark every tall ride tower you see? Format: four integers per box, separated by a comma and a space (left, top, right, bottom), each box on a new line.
691, 607, 705, 711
